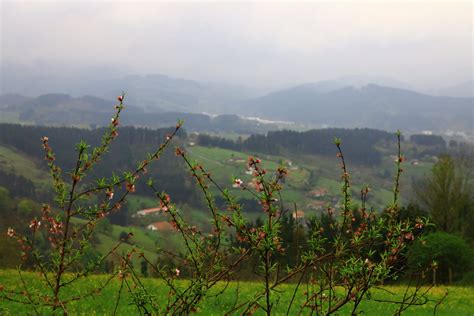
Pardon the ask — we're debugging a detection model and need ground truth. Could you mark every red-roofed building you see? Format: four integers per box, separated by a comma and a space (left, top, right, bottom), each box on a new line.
292, 210, 305, 219
309, 188, 329, 198
147, 221, 174, 231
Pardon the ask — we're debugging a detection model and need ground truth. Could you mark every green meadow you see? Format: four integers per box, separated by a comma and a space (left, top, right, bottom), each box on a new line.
0, 270, 472, 315
185, 145, 430, 210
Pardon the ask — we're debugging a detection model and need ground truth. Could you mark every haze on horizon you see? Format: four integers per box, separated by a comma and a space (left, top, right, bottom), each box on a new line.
1, 0, 472, 92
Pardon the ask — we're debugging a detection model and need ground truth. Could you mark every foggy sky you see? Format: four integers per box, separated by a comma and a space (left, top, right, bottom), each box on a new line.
1, 1, 472, 90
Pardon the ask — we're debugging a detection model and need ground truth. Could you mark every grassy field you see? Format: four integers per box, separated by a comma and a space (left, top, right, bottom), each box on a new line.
0, 139, 432, 217
0, 270, 473, 315
185, 145, 430, 212
0, 145, 50, 189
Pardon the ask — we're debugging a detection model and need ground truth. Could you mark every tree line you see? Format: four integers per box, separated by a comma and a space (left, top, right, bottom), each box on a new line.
0, 124, 201, 224
197, 128, 398, 165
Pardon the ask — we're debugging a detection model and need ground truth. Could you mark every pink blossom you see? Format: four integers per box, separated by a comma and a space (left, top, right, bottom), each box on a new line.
106, 189, 114, 200
232, 178, 243, 188
29, 220, 41, 230
7, 228, 15, 238
126, 183, 136, 193
159, 203, 169, 212
404, 232, 415, 241
49, 220, 63, 234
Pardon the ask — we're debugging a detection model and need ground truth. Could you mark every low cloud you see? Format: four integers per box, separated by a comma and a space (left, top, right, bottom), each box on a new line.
1, 1, 472, 90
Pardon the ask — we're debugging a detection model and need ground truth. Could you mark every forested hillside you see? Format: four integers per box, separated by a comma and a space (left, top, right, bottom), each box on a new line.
0, 124, 198, 208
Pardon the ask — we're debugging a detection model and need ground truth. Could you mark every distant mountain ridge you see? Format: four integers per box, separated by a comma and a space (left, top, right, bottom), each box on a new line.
234, 83, 473, 133
0, 93, 285, 134
1, 64, 261, 114
1, 64, 472, 134
434, 80, 474, 98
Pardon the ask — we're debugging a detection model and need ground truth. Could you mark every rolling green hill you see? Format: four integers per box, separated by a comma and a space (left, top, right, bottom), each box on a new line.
185, 144, 433, 214
0, 124, 438, 265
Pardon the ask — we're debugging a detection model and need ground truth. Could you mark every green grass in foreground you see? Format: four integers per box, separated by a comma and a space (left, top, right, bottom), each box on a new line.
0, 270, 473, 315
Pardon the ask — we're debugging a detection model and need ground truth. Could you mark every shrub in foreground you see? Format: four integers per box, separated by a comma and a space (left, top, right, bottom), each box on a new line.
1, 96, 438, 315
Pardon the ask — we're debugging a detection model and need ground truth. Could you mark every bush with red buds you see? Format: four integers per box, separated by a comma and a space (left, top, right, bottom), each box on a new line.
1, 97, 437, 315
